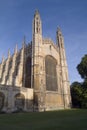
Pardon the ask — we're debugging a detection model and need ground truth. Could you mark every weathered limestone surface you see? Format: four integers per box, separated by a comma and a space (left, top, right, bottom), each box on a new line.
0, 85, 33, 112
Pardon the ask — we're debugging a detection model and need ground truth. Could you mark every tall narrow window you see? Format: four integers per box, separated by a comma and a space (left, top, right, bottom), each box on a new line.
25, 57, 31, 88
45, 55, 58, 91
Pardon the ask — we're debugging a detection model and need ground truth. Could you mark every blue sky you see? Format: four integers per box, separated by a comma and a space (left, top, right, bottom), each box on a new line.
0, 0, 87, 84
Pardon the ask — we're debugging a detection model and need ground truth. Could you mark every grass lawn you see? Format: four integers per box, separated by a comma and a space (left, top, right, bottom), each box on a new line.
0, 109, 87, 130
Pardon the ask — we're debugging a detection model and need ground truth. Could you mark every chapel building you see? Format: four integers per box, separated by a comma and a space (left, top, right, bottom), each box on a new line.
0, 10, 71, 112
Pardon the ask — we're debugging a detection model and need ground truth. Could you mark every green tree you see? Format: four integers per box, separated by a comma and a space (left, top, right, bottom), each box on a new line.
71, 54, 87, 108
77, 54, 87, 79
71, 82, 82, 108
81, 79, 87, 108
77, 55, 87, 108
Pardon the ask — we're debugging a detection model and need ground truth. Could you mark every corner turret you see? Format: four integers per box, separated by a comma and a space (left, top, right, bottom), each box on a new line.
33, 10, 42, 35
56, 27, 64, 48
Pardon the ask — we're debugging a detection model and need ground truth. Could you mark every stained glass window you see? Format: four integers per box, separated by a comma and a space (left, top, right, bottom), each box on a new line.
45, 56, 58, 91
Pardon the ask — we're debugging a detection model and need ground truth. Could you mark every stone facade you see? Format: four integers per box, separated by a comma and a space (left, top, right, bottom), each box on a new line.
0, 10, 71, 112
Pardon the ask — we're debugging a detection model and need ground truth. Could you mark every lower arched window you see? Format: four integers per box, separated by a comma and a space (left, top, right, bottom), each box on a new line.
45, 55, 58, 91
15, 93, 25, 110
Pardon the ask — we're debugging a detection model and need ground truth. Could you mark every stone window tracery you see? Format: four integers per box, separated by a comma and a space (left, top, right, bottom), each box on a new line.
45, 55, 58, 91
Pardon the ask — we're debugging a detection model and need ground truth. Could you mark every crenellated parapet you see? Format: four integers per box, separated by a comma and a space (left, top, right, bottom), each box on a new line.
43, 38, 54, 45
42, 38, 58, 52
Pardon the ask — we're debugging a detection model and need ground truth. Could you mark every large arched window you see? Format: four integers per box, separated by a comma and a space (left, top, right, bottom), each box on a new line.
45, 55, 58, 91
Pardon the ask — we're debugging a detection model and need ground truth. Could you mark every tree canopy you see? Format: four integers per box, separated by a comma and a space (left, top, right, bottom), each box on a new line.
77, 54, 87, 79
71, 82, 82, 108
71, 54, 87, 108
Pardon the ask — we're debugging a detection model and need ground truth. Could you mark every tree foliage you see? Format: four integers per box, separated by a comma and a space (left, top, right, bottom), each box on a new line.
71, 54, 87, 108
77, 55, 87, 79
71, 82, 82, 108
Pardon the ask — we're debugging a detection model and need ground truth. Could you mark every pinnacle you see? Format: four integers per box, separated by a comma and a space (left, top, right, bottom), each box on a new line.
35, 9, 39, 14
57, 26, 62, 35
34, 9, 40, 17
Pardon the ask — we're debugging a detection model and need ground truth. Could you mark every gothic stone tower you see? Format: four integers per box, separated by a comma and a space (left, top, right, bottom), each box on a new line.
32, 10, 71, 111
32, 10, 45, 110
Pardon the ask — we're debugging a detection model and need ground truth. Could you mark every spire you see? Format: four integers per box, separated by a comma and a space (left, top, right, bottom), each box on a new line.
57, 26, 62, 36
14, 44, 18, 54
34, 9, 39, 16
56, 26, 64, 48
22, 36, 26, 49
8, 49, 10, 58
2, 55, 5, 63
